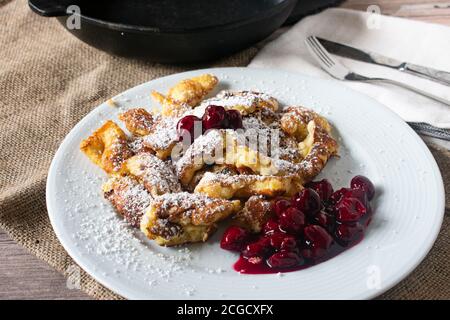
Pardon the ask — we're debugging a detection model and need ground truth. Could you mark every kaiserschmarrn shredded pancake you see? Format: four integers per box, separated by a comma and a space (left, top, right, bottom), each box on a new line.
80, 74, 338, 246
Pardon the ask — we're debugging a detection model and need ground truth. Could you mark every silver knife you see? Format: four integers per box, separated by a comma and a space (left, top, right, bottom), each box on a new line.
318, 37, 450, 86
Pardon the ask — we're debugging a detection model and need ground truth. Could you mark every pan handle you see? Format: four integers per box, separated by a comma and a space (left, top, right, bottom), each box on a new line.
28, 0, 75, 17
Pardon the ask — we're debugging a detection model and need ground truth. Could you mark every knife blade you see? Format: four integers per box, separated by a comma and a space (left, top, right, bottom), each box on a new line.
317, 37, 450, 86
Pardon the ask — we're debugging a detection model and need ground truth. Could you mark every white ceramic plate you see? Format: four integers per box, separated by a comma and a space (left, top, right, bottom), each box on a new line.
46, 67, 445, 300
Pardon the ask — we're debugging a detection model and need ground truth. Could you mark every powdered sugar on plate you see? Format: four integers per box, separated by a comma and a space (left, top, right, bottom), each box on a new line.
62, 164, 197, 295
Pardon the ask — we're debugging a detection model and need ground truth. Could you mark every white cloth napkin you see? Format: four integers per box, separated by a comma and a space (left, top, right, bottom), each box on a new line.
249, 8, 450, 128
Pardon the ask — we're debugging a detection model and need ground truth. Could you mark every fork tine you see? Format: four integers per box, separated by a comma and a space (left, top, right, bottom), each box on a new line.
305, 37, 332, 68
310, 37, 335, 66
308, 36, 335, 67
306, 37, 333, 68
305, 36, 351, 80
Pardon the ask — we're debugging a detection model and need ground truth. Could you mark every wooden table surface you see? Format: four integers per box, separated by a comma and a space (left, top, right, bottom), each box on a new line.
1, 0, 450, 300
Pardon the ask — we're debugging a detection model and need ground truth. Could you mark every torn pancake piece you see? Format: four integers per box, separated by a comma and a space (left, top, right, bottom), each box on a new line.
140, 192, 241, 246
103, 176, 153, 228
280, 107, 338, 183
233, 195, 274, 233
194, 172, 302, 199
202, 91, 279, 116
141, 116, 180, 160
80, 120, 132, 174
124, 153, 181, 196
119, 108, 154, 136
151, 74, 218, 117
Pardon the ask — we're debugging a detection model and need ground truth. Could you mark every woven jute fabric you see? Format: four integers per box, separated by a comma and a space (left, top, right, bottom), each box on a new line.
0, 0, 448, 300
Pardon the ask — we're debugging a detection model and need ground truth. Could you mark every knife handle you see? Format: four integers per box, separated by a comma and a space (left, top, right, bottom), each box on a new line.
408, 122, 450, 141
402, 63, 450, 87
362, 77, 450, 106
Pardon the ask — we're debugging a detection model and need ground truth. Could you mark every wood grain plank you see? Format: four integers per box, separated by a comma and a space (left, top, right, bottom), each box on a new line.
1, 0, 449, 300
340, 0, 450, 25
0, 230, 90, 300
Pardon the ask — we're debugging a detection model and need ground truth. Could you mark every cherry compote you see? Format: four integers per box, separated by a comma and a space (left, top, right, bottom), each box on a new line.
221, 176, 376, 274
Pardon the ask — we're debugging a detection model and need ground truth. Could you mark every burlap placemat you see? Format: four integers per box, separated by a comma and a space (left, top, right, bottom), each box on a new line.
0, 0, 448, 300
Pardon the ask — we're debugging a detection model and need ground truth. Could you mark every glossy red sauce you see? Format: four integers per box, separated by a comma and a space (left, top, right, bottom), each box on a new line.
221, 177, 375, 275
233, 236, 364, 274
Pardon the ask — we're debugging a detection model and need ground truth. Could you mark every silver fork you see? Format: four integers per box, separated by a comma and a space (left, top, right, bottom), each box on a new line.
305, 36, 450, 106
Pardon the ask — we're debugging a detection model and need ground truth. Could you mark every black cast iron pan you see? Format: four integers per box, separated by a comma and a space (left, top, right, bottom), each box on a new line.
29, 0, 298, 63
284, 0, 344, 25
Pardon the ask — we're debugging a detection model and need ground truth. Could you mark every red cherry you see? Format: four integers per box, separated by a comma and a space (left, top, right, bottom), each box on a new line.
268, 232, 289, 249
292, 188, 321, 217
226, 109, 243, 129
303, 225, 334, 259
279, 208, 305, 235
272, 199, 291, 217
176, 115, 202, 143
267, 251, 303, 269
335, 222, 364, 245
307, 247, 327, 260
329, 188, 346, 206
360, 203, 374, 227
220, 226, 249, 251
262, 219, 281, 235
268, 232, 284, 249
242, 237, 272, 258
351, 175, 375, 200
329, 188, 368, 208
336, 197, 367, 223
314, 211, 335, 230
280, 236, 298, 252
301, 248, 313, 260
347, 188, 369, 206
202, 105, 226, 131
306, 179, 334, 202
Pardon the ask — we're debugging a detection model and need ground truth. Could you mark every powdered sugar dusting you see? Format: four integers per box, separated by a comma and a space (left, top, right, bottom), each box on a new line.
114, 176, 153, 227
184, 90, 276, 118
142, 116, 179, 150
210, 90, 273, 109
129, 154, 181, 195
176, 129, 224, 175
156, 191, 225, 211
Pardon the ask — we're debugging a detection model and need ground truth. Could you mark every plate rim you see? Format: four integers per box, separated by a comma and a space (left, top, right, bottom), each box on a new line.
46, 67, 446, 300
